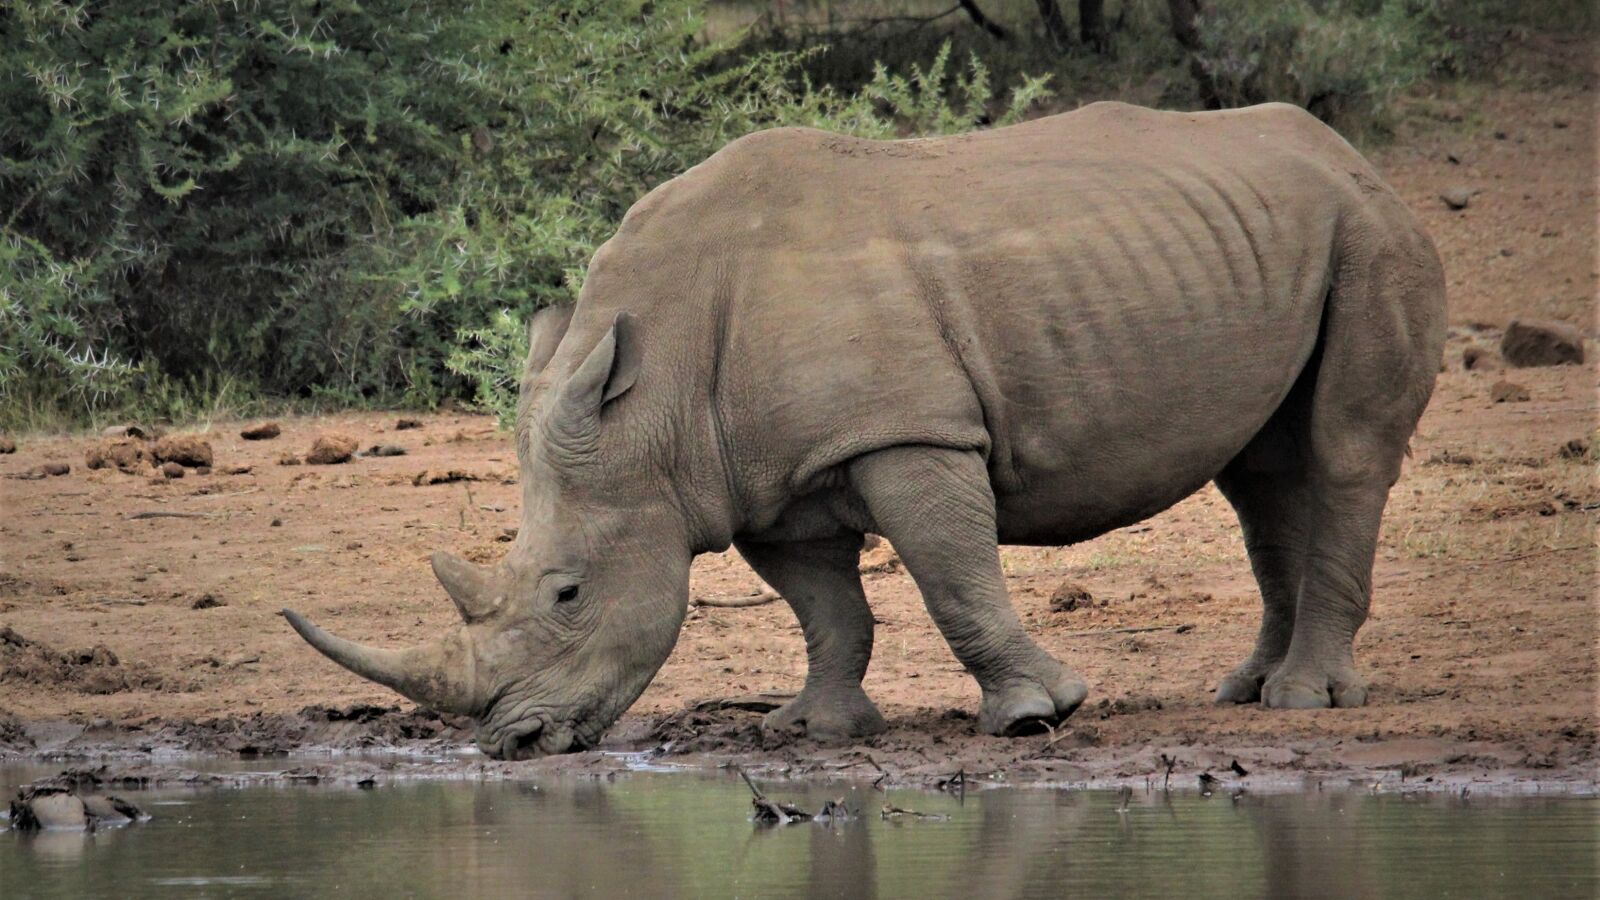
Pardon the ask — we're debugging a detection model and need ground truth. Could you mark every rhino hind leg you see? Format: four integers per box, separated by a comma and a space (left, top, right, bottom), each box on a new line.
1213, 463, 1310, 704
850, 445, 1088, 736
1252, 230, 1444, 710
735, 535, 887, 741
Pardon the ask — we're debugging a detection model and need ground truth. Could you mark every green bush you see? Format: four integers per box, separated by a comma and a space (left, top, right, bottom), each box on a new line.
0, 1, 1048, 430
1189, 0, 1439, 132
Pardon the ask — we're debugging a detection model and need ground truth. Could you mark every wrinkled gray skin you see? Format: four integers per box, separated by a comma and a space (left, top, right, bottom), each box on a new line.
286, 102, 1446, 759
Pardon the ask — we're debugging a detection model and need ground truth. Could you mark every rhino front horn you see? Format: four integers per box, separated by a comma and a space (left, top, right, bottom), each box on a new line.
431, 551, 502, 622
281, 609, 479, 716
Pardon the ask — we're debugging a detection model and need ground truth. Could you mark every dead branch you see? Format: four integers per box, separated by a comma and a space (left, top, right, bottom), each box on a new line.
694, 590, 781, 608
127, 511, 215, 520
1061, 623, 1193, 638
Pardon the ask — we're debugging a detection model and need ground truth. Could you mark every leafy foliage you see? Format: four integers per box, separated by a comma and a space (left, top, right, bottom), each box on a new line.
1188, 0, 1440, 131
0, 1, 1049, 428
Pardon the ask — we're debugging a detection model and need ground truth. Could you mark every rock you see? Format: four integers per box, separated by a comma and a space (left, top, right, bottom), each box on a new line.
395, 418, 424, 430
306, 434, 357, 465
413, 469, 476, 486
10, 788, 143, 830
1439, 187, 1473, 210
34, 463, 70, 477
1489, 380, 1530, 403
191, 594, 224, 610
1501, 318, 1585, 367
194, 466, 212, 476
85, 438, 151, 473
364, 444, 407, 457
151, 434, 214, 468
13, 790, 88, 829
160, 462, 185, 479
81, 794, 141, 824
101, 424, 151, 440
239, 422, 282, 441
277, 454, 302, 466
1461, 347, 1500, 370
219, 464, 254, 475
0, 436, 15, 454
1049, 581, 1094, 613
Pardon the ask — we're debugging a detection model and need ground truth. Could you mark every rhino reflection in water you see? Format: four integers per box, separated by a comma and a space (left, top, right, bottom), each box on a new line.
285, 101, 1445, 759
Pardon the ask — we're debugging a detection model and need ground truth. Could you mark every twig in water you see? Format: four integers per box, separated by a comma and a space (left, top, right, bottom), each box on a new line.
881, 803, 950, 821
1160, 753, 1178, 791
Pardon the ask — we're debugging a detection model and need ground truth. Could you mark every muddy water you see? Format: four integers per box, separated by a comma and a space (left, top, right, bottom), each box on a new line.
1, 766, 1594, 899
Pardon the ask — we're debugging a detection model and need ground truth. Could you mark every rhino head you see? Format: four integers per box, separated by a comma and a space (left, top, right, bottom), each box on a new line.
284, 305, 700, 759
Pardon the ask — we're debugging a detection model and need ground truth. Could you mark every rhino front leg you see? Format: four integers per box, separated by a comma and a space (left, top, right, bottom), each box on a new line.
849, 446, 1088, 735
735, 535, 887, 740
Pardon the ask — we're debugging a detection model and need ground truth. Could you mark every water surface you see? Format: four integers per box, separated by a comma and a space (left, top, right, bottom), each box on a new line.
2, 765, 1593, 898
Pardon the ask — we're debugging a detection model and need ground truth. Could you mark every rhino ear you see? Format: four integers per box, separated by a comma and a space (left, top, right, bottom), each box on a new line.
548, 313, 639, 450
431, 552, 502, 623
522, 303, 574, 389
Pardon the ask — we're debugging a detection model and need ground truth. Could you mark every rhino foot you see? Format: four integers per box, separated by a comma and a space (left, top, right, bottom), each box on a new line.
977, 664, 1089, 737
1261, 664, 1368, 709
1214, 657, 1282, 705
763, 684, 887, 742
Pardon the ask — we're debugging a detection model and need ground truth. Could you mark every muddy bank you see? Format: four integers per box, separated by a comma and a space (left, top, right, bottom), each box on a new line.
2, 702, 1592, 795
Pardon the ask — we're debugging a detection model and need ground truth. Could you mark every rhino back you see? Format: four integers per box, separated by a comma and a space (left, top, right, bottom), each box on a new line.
576, 103, 1416, 542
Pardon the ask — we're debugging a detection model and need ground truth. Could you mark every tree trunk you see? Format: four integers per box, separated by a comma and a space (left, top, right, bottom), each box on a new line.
1035, 0, 1072, 50
958, 0, 1012, 41
1079, 0, 1109, 53
1166, 0, 1222, 109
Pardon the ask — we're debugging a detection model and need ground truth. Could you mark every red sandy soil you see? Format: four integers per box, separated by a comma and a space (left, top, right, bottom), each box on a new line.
1, 70, 1594, 788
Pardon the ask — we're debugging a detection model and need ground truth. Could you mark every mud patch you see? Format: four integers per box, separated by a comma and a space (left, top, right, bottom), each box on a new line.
0, 626, 190, 695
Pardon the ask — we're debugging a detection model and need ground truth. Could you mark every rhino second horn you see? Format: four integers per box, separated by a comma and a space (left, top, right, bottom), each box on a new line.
281, 609, 478, 715
431, 551, 501, 622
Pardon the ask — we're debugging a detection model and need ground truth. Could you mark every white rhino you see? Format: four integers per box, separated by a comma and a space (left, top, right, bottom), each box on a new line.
287, 101, 1446, 758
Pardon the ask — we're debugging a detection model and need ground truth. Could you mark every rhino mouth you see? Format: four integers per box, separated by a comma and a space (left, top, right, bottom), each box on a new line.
481, 715, 594, 760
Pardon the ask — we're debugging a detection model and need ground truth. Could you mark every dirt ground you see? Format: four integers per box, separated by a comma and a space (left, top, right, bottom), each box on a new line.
1, 70, 1595, 790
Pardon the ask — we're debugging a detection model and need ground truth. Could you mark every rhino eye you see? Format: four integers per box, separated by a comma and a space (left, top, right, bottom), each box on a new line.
555, 585, 580, 604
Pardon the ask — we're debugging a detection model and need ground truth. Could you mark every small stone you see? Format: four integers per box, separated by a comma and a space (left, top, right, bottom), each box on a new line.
306, 434, 358, 465
160, 462, 185, 478
101, 424, 150, 440
270, 518, 283, 527
1552, 119, 1568, 129
395, 418, 424, 430
1049, 581, 1094, 613
191, 594, 224, 610
1461, 347, 1500, 371
194, 466, 212, 476
220, 464, 254, 475
1461, 347, 1495, 370
37, 463, 70, 477
240, 422, 282, 441
1492, 130, 1508, 140
1559, 438, 1591, 460
1501, 318, 1585, 367
277, 454, 302, 466
1439, 187, 1473, 210
364, 444, 407, 457
1489, 380, 1529, 403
